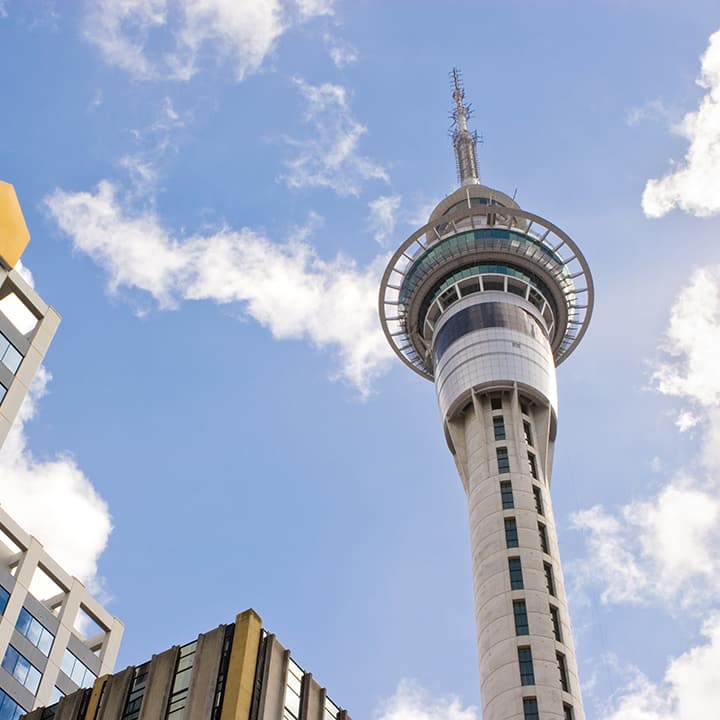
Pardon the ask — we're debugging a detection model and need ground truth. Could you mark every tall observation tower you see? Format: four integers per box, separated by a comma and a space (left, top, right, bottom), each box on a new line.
379, 70, 593, 720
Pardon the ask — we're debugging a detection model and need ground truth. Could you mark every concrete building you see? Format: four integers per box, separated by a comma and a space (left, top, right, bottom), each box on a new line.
0, 182, 123, 719
23, 609, 351, 720
378, 70, 594, 720
0, 181, 61, 447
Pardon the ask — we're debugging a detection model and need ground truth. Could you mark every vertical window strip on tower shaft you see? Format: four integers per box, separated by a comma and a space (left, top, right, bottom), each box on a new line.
523, 698, 539, 720
538, 523, 549, 554
283, 657, 304, 720
523, 421, 533, 446
557, 652, 570, 693
497, 447, 510, 473
527, 453, 539, 480
518, 647, 535, 686
500, 481, 514, 509
211, 624, 236, 720
508, 558, 524, 589
564, 703, 575, 720
550, 605, 563, 642
504, 518, 519, 548
545, 563, 556, 596
513, 601, 529, 635
533, 486, 544, 515
493, 415, 506, 440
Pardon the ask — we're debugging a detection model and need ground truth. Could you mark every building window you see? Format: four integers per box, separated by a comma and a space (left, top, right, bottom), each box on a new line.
324, 697, 340, 720
493, 415, 506, 440
550, 605, 562, 642
61, 649, 97, 689
538, 523, 549, 554
50, 687, 65, 705
504, 518, 519, 548
527, 453, 538, 480
544, 562, 556, 596
283, 657, 304, 720
16, 608, 54, 656
513, 600, 529, 635
500, 481, 514, 509
520, 400, 530, 415
518, 647, 535, 685
490, 397, 502, 411
497, 447, 510, 474
2, 645, 42, 694
0, 384, 6, 404
0, 333, 22, 375
122, 662, 149, 720
563, 703, 575, 720
0, 689, 23, 720
523, 698, 539, 720
0, 585, 8, 614
533, 486, 544, 516
523, 421, 533, 446
508, 558, 524, 589
557, 652, 570, 692
166, 641, 197, 719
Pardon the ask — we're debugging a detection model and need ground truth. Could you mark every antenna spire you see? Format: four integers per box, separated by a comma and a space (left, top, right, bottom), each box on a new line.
451, 68, 480, 186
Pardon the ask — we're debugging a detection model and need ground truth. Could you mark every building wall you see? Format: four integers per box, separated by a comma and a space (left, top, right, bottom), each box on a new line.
22, 611, 351, 720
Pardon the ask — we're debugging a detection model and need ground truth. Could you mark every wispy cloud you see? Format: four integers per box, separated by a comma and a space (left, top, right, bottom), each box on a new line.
45, 181, 392, 395
572, 266, 720, 609
84, 0, 333, 82
0, 366, 111, 593
642, 28, 720, 217
368, 194, 401, 246
375, 680, 478, 720
602, 613, 720, 719
625, 99, 672, 127
280, 78, 389, 197
324, 33, 357, 68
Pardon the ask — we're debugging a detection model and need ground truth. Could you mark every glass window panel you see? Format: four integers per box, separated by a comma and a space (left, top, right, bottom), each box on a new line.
523, 698, 539, 720
508, 558, 524, 590
493, 416, 506, 441
518, 647, 535, 685
0, 586, 8, 614
538, 523, 549, 554
500, 481, 514, 509
513, 601, 529, 635
550, 606, 562, 642
545, 563, 556, 596
0, 689, 23, 720
497, 447, 510, 474
557, 653, 570, 692
0, 336, 9, 359
533, 486, 544, 516
1, 345, 22, 374
504, 518, 519, 548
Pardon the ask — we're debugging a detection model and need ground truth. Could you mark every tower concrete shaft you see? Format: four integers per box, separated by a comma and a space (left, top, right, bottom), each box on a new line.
378, 75, 593, 720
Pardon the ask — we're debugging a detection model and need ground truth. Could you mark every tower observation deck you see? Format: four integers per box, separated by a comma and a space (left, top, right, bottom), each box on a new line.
378, 70, 593, 720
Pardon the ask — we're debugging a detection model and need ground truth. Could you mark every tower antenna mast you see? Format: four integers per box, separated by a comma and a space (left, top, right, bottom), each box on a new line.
451, 67, 480, 186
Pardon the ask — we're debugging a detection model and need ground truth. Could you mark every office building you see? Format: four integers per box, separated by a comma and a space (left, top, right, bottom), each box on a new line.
24, 609, 351, 720
0, 181, 61, 447
378, 70, 594, 719
0, 182, 123, 718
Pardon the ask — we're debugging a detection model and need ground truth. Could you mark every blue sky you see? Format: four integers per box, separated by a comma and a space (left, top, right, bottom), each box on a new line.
2, 1, 720, 718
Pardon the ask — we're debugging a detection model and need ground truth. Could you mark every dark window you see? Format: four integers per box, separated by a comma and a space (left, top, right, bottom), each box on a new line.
490, 397, 502, 411
557, 652, 570, 692
166, 641, 197, 719
523, 421, 533, 446
493, 416, 506, 440
508, 558, 524, 590
533, 486, 544, 515
505, 518, 519, 548
500, 481, 514, 509
528, 453, 538, 480
523, 698, 539, 720
497, 447, 510, 474
513, 601, 529, 635
550, 605, 562, 642
563, 704, 575, 720
520, 400, 530, 415
545, 562, 556, 596
538, 523, 549, 554
518, 647, 535, 685
122, 663, 149, 720
0, 586, 8, 614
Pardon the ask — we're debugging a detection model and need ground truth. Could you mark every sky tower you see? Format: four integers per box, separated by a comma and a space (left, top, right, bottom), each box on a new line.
379, 70, 593, 720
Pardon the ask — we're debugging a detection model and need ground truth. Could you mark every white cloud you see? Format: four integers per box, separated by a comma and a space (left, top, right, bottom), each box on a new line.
642, 28, 720, 217
45, 181, 392, 394
280, 78, 389, 196
625, 99, 672, 128
368, 194, 401, 246
572, 266, 720, 609
603, 614, 720, 720
84, 0, 333, 82
324, 33, 358, 68
0, 366, 111, 593
375, 680, 478, 720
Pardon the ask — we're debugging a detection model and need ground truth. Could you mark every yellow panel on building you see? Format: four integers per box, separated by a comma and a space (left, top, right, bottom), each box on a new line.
0, 181, 30, 269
